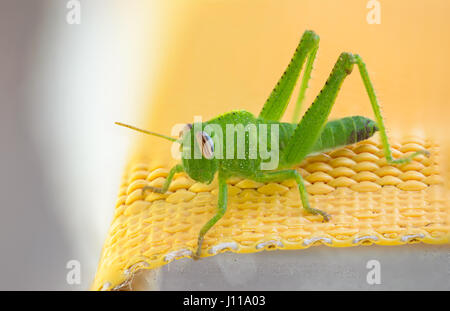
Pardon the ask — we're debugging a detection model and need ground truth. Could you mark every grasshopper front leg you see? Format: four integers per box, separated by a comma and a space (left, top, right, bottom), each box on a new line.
142, 164, 183, 194
194, 172, 228, 259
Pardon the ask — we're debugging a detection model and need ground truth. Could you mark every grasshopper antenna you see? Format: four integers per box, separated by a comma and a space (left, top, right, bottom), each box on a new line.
115, 122, 178, 142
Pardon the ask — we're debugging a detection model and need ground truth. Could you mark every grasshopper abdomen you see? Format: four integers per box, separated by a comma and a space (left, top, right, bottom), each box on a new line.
309, 116, 378, 154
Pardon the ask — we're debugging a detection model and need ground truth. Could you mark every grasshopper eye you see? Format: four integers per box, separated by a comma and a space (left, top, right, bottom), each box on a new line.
195, 131, 214, 159
179, 123, 192, 138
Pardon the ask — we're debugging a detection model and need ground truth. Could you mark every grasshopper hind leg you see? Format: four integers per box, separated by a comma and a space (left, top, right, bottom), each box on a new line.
281, 52, 429, 168
353, 54, 429, 164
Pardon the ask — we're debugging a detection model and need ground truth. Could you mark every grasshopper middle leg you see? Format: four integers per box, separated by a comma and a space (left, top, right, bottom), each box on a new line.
254, 170, 330, 221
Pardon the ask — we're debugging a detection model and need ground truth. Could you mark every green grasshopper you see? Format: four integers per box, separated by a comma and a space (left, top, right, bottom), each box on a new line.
116, 30, 429, 258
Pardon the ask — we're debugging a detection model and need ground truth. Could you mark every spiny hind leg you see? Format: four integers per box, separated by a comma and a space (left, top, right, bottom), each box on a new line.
258, 30, 319, 122
253, 170, 330, 222
354, 55, 429, 164
282, 52, 429, 168
282, 52, 358, 166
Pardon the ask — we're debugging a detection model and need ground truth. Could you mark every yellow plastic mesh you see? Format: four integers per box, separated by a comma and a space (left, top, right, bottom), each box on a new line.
92, 135, 449, 290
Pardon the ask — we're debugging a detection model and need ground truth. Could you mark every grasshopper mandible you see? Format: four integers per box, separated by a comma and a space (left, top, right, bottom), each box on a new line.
116, 30, 429, 258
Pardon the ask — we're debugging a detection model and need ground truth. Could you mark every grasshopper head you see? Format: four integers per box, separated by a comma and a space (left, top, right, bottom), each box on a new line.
115, 121, 218, 185
180, 123, 218, 184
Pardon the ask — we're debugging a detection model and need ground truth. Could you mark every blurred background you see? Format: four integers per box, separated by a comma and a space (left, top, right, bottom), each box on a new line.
0, 0, 167, 290
0, 0, 448, 290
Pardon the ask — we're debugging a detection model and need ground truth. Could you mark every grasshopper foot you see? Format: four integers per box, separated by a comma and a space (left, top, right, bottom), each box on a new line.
192, 238, 203, 260
388, 149, 430, 165
141, 185, 165, 195
305, 207, 331, 222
